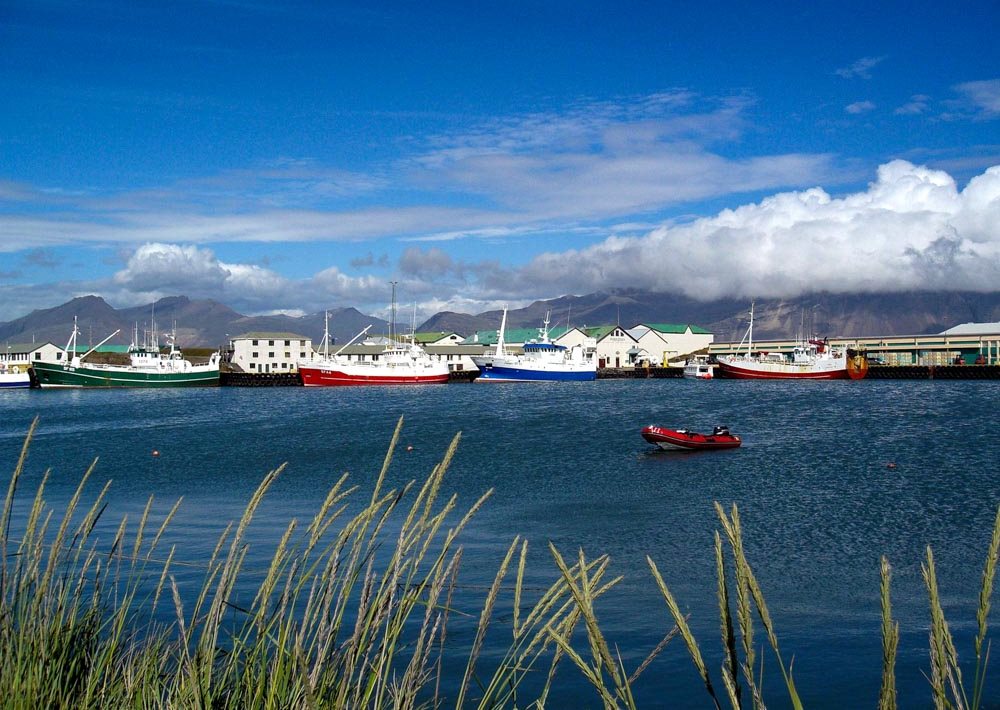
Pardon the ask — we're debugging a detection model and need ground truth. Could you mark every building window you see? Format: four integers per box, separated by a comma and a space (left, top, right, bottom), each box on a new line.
268, 352, 275, 358
250, 363, 257, 370
285, 352, 291, 359
300, 351, 306, 358
269, 340, 274, 346
252, 339, 258, 346
252, 351, 259, 358
284, 340, 290, 346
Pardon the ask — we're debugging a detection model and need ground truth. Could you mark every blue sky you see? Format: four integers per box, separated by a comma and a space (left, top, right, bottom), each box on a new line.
1, 0, 998, 321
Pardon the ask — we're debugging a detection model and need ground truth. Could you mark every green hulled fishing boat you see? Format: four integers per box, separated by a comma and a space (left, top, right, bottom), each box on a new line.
33, 318, 220, 388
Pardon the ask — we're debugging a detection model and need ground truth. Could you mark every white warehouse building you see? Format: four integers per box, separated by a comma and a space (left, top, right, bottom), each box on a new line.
229, 332, 313, 373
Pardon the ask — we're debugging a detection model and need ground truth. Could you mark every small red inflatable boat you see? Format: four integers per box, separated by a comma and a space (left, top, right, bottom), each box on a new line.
641, 425, 742, 451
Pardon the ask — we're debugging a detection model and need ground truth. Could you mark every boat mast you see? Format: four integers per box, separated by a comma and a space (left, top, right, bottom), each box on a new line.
495, 306, 508, 356
540, 310, 551, 343
389, 281, 397, 346
64, 316, 80, 362
748, 301, 754, 355
322, 311, 330, 358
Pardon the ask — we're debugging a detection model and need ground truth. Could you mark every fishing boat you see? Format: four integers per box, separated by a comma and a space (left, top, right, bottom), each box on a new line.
683, 357, 713, 379
641, 425, 742, 451
32, 318, 220, 388
0, 363, 31, 389
297, 287, 450, 386
471, 307, 596, 382
716, 303, 867, 380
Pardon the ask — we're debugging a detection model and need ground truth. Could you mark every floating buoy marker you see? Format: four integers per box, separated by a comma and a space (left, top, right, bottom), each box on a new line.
406, 445, 414, 452
152, 449, 160, 457
886, 462, 897, 470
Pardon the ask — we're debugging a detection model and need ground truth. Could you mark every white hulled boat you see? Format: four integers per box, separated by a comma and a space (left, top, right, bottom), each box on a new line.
716, 303, 866, 380
683, 356, 713, 379
0, 362, 31, 389
298, 286, 450, 386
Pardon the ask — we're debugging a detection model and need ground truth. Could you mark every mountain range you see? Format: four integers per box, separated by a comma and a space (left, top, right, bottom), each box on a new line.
2, 290, 999, 349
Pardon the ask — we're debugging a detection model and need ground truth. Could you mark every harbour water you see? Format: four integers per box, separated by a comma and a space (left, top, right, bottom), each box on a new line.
1, 379, 999, 707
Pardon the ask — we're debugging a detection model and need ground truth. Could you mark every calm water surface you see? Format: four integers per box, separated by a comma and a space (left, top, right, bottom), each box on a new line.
2, 379, 999, 707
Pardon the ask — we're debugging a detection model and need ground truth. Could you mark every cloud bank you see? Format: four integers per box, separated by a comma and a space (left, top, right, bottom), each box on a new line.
2, 160, 997, 322
516, 160, 1000, 301
110, 160, 1000, 314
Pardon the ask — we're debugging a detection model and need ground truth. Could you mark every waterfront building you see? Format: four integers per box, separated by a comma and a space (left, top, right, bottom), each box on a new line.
230, 332, 312, 373
576, 326, 639, 369
413, 331, 464, 346
627, 323, 714, 365
1, 342, 63, 370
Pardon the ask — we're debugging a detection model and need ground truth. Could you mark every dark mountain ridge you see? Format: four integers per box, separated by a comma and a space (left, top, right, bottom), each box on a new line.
2, 290, 998, 348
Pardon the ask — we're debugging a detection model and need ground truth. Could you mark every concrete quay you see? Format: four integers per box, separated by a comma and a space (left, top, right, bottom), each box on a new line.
866, 364, 1000, 379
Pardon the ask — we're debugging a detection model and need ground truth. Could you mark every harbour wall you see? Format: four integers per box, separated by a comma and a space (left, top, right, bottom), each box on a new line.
865, 364, 1000, 379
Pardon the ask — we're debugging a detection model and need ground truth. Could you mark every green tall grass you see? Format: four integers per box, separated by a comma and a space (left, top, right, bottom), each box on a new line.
1, 416, 998, 707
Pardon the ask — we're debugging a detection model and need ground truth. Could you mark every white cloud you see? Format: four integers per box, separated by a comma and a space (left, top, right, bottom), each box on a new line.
895, 95, 930, 115
845, 101, 876, 114
953, 79, 1000, 118
113, 243, 230, 291
411, 94, 840, 221
835, 56, 886, 80
515, 161, 1000, 300
109, 243, 300, 312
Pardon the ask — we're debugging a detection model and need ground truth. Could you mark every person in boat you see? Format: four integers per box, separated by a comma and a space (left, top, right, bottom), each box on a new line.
713, 425, 730, 436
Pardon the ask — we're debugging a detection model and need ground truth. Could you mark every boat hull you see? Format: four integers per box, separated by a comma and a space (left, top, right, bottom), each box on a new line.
473, 363, 596, 382
719, 362, 848, 380
715, 358, 848, 380
683, 364, 713, 379
32, 361, 220, 388
0, 371, 31, 389
299, 365, 449, 386
471, 355, 596, 382
641, 425, 742, 451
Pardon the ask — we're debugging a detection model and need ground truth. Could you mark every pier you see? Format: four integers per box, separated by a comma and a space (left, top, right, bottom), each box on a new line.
221, 371, 301, 386
865, 364, 1000, 380
597, 366, 683, 379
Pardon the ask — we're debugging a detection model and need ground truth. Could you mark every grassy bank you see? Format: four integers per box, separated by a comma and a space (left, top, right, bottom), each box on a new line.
1, 416, 997, 708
